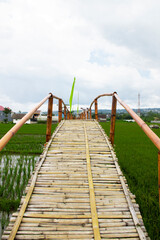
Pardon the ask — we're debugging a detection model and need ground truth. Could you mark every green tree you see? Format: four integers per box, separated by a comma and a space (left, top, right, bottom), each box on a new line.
3, 107, 11, 123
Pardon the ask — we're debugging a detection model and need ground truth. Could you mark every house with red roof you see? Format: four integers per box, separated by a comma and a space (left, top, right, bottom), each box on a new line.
0, 106, 4, 111
0, 105, 12, 122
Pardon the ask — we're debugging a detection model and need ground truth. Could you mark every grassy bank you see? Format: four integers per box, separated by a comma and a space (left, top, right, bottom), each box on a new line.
100, 121, 160, 240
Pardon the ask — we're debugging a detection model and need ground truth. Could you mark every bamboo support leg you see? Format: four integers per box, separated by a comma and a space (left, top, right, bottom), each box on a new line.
64, 105, 66, 120
95, 99, 98, 121
110, 95, 117, 145
46, 96, 53, 142
58, 99, 62, 122
90, 109, 92, 119
67, 111, 70, 120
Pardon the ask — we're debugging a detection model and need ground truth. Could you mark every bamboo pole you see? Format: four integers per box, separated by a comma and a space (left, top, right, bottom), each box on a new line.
87, 110, 89, 119
110, 94, 117, 145
46, 95, 53, 142
89, 93, 113, 110
67, 111, 70, 120
58, 99, 62, 122
90, 108, 92, 119
64, 105, 67, 120
95, 99, 98, 121
0, 94, 52, 151
114, 93, 160, 151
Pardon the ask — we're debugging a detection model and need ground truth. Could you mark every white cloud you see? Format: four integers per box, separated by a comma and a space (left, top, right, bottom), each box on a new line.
0, 0, 160, 112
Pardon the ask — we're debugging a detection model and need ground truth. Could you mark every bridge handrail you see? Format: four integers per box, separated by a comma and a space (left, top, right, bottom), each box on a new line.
114, 92, 160, 208
90, 93, 113, 109
114, 93, 160, 151
88, 91, 160, 207
0, 93, 70, 151
89, 92, 160, 151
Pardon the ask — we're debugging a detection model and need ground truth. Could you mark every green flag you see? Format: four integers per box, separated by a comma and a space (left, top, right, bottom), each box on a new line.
69, 77, 76, 112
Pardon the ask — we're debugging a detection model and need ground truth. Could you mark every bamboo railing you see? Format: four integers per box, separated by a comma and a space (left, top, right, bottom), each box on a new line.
0, 93, 71, 151
89, 92, 160, 207
1, 91, 160, 206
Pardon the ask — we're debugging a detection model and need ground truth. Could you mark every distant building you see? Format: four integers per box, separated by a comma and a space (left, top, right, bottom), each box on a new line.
0, 106, 4, 111
151, 120, 160, 124
149, 124, 160, 129
0, 105, 12, 122
31, 110, 41, 122
124, 119, 135, 122
37, 115, 58, 123
98, 114, 107, 122
12, 113, 31, 124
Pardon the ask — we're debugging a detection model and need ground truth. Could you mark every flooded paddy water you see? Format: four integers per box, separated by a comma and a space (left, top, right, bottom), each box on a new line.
0, 154, 39, 238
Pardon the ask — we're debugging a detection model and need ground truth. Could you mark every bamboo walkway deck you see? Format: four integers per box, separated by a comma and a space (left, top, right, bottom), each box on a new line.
2, 120, 149, 240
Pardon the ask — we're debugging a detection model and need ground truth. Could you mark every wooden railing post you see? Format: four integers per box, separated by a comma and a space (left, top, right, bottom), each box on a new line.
90, 109, 92, 119
110, 94, 117, 145
46, 95, 53, 142
87, 110, 89, 119
64, 105, 66, 120
158, 152, 160, 208
58, 99, 62, 122
95, 99, 98, 120
67, 111, 70, 120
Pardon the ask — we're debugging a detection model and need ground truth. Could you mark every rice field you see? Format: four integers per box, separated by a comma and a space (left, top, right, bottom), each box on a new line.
0, 122, 58, 237
100, 121, 160, 240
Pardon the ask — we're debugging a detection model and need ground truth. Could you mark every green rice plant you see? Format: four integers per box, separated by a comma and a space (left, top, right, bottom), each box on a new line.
0, 123, 58, 236
0, 123, 58, 135
23, 167, 26, 185
12, 164, 18, 181
0, 154, 37, 211
0, 123, 58, 155
32, 157, 35, 171
0, 186, 4, 197
27, 160, 31, 179
100, 121, 160, 240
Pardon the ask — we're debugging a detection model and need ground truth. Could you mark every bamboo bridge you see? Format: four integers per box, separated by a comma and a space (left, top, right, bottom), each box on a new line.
1, 92, 159, 239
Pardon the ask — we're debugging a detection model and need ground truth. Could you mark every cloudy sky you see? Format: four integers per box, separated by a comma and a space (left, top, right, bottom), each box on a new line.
0, 0, 160, 112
